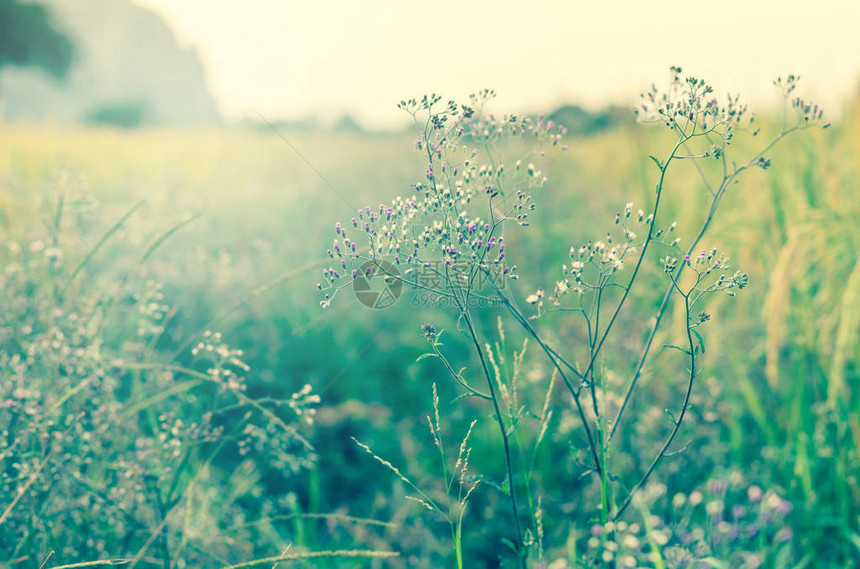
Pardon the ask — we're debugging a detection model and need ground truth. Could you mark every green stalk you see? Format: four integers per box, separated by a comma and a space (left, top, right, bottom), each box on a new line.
461, 310, 526, 568
59, 200, 144, 297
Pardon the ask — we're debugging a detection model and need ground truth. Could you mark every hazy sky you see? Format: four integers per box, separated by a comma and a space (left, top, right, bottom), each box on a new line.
133, 0, 860, 128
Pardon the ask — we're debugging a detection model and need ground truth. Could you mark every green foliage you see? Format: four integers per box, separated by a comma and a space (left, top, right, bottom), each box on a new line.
0, 0, 73, 79
84, 101, 149, 129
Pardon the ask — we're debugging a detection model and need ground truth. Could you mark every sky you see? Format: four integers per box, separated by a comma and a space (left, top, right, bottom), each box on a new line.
133, 0, 860, 128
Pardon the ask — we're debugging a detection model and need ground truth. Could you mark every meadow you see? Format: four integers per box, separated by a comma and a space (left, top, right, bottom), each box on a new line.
0, 80, 858, 568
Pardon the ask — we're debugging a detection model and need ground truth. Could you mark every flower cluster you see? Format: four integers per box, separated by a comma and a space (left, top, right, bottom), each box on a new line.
136, 279, 170, 338
577, 476, 795, 568
661, 248, 749, 300
0, 222, 318, 562
319, 91, 566, 308
543, 202, 659, 307
289, 382, 321, 425
634, 69, 827, 179
775, 74, 828, 126
193, 329, 251, 392
634, 66, 753, 137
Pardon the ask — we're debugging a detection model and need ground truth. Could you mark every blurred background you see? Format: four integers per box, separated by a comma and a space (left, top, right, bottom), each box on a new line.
2, 0, 860, 129
0, 0, 858, 567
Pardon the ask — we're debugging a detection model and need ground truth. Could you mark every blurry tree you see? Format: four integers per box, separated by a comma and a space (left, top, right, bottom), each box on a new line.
84, 99, 147, 128
0, 0, 73, 79
548, 103, 631, 136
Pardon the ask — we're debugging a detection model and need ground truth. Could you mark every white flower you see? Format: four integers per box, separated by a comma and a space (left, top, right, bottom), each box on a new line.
525, 289, 544, 304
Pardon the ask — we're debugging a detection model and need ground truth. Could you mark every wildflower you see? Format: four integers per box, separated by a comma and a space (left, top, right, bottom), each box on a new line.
525, 289, 544, 304
421, 323, 437, 342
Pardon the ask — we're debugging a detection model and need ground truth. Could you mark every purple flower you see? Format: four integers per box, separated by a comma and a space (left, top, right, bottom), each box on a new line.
708, 479, 727, 495
744, 524, 760, 540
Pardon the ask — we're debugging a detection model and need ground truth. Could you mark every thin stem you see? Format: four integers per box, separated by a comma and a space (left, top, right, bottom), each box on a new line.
577, 136, 687, 385
460, 310, 527, 567
613, 284, 697, 520
610, 123, 803, 439
429, 343, 492, 400
588, 281, 604, 416
482, 270, 602, 476
59, 200, 145, 297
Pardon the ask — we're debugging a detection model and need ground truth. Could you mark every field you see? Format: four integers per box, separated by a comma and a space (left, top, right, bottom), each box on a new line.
0, 88, 858, 568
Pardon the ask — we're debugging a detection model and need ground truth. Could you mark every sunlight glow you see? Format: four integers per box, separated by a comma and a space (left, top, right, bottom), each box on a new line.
132, 0, 860, 127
